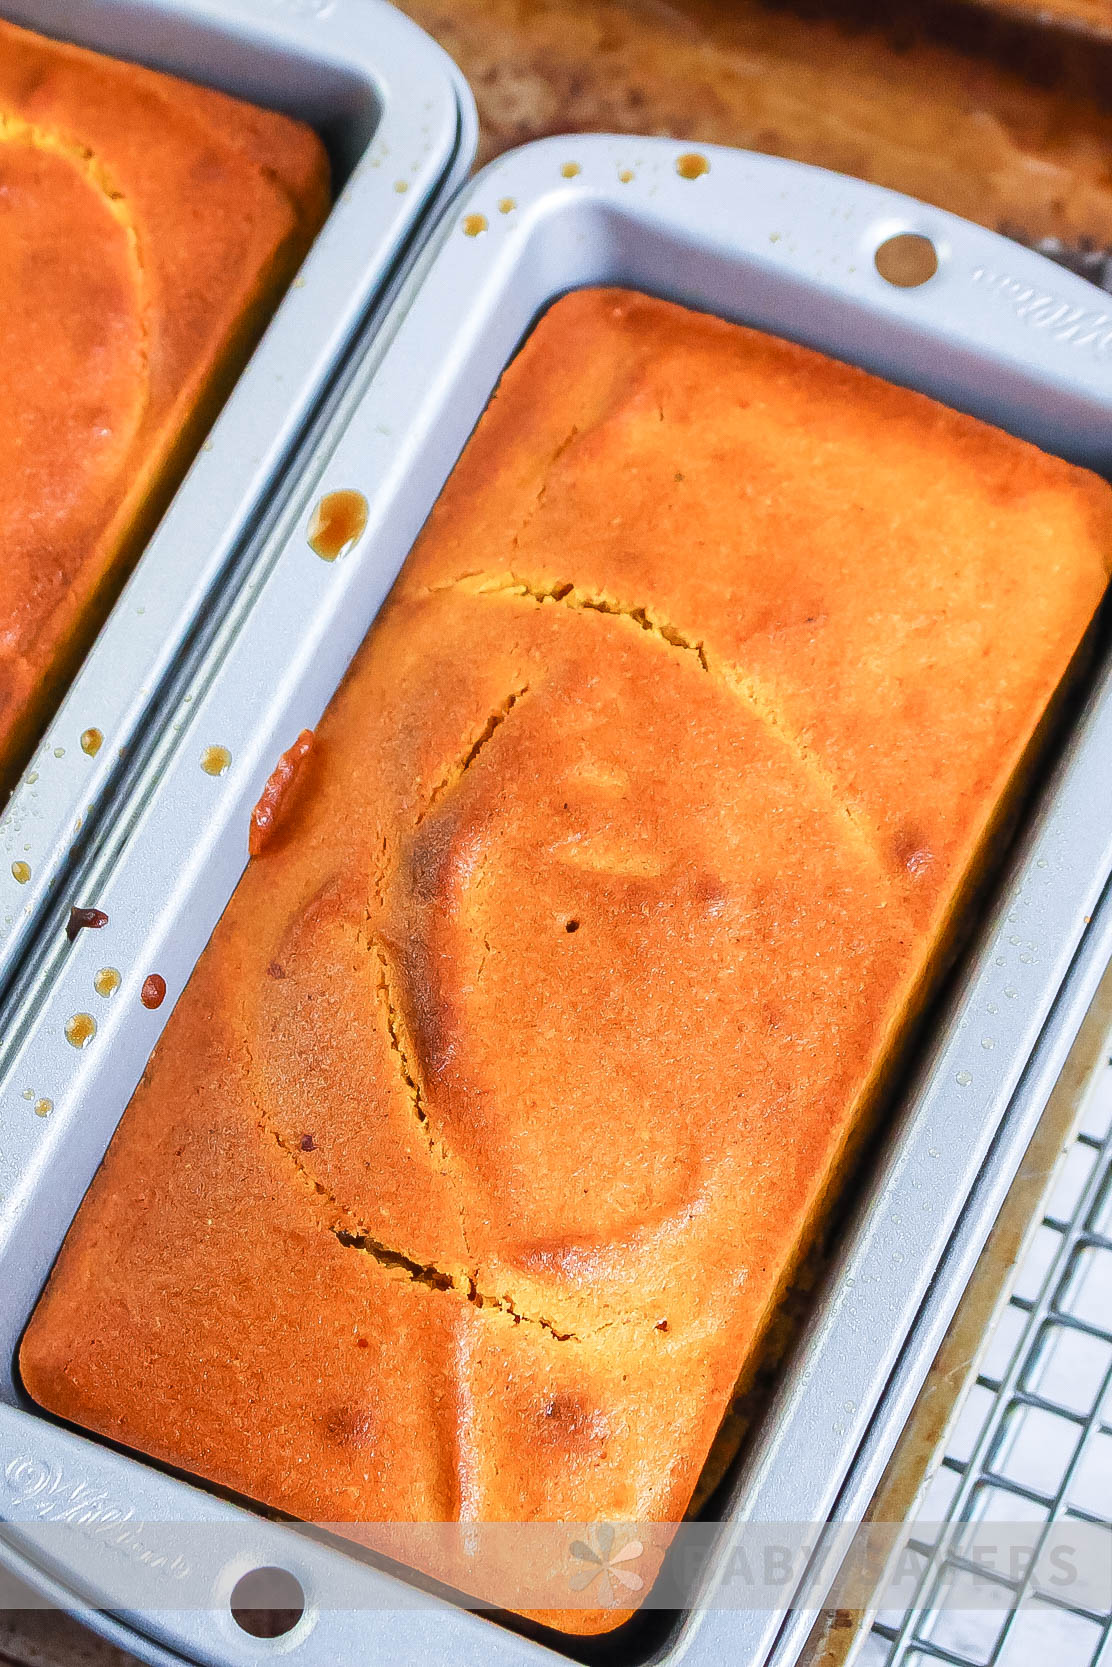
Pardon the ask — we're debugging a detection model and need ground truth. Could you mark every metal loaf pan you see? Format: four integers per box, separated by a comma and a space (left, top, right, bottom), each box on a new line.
0, 0, 477, 998
1, 136, 1112, 1667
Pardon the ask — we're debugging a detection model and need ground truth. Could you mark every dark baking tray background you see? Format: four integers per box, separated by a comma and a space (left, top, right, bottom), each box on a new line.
391, 0, 1112, 290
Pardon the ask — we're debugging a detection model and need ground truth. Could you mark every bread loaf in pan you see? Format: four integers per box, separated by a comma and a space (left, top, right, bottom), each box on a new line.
0, 18, 330, 793
21, 289, 1112, 1633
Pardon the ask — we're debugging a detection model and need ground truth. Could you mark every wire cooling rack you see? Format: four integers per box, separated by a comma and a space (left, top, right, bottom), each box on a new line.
858, 1032, 1112, 1667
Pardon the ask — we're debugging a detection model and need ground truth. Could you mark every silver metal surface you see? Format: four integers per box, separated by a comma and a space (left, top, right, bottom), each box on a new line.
0, 0, 476, 997
852, 965, 1112, 1667
761, 888, 1112, 1667
1, 135, 1111, 1667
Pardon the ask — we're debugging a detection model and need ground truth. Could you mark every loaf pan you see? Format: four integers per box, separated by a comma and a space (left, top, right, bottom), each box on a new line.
0, 0, 477, 1003
389, 0, 1112, 282
1, 137, 1111, 1667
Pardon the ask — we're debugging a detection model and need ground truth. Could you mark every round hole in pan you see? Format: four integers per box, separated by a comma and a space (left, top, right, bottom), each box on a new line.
229, 1567, 306, 1638
874, 232, 939, 288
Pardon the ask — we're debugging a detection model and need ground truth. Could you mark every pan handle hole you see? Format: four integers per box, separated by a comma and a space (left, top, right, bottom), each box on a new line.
230, 1567, 305, 1638
874, 233, 938, 288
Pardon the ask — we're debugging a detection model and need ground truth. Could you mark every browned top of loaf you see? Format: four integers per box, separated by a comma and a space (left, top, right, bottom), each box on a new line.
20, 290, 1112, 1633
0, 18, 329, 788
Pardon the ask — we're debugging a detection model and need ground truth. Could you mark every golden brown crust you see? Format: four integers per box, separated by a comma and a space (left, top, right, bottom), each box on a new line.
0, 19, 329, 792
21, 290, 1112, 1635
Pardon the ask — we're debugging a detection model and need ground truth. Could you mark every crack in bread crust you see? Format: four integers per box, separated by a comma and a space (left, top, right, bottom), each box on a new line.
337, 1231, 580, 1341
250, 560, 906, 1350
272, 570, 897, 1343
438, 571, 709, 668
418, 685, 529, 825
371, 937, 450, 1166
715, 663, 884, 870
0, 108, 151, 371
513, 423, 581, 550
259, 1112, 583, 1341
0, 108, 137, 230
437, 570, 889, 876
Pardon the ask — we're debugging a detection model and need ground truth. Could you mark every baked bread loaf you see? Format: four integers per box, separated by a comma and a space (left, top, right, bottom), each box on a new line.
0, 19, 329, 793
21, 290, 1112, 1632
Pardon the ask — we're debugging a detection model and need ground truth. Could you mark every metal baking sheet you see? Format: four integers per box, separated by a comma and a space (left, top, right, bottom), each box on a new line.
1, 136, 1111, 1667
0, 0, 477, 1001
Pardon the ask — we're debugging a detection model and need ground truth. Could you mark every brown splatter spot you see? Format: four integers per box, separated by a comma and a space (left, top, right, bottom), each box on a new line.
307, 492, 367, 563
299, 1133, 316, 1152
356, 1337, 369, 1350
324, 1404, 375, 1448
66, 905, 108, 940
693, 872, 729, 918
141, 974, 166, 1010
267, 961, 286, 979
762, 1001, 784, 1036
895, 828, 935, 878
535, 1392, 608, 1450
250, 730, 315, 857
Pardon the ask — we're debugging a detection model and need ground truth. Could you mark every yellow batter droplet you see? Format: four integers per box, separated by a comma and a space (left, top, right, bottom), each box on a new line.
498, 197, 516, 214
34, 1098, 52, 1118
394, 179, 409, 193
676, 152, 709, 180
65, 1013, 96, 1049
618, 169, 634, 183
200, 745, 231, 777
94, 967, 121, 998
53, 747, 65, 759
560, 161, 581, 178
80, 727, 104, 757
462, 213, 487, 237
11, 861, 30, 884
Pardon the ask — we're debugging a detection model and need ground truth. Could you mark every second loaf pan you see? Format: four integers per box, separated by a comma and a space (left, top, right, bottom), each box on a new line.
0, 0, 477, 1003
1, 138, 1112, 1667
